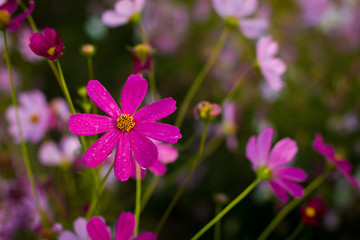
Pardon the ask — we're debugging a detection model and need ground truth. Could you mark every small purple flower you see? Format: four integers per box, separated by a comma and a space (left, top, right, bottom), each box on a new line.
68, 74, 182, 181
18, 27, 43, 62
211, 0, 268, 39
102, 0, 146, 27
87, 212, 156, 240
5, 90, 50, 143
299, 197, 327, 227
59, 217, 90, 240
312, 133, 360, 189
194, 101, 221, 122
256, 36, 287, 91
246, 127, 307, 202
29, 27, 64, 60
38, 135, 81, 167
0, 0, 34, 32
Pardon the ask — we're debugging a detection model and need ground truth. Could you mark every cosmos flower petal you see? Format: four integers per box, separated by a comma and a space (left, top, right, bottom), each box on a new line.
84, 129, 120, 168
121, 74, 148, 115
246, 136, 259, 169
29, 33, 48, 55
114, 0, 136, 16
277, 179, 304, 198
268, 180, 289, 202
102, 10, 130, 27
239, 18, 268, 39
58, 231, 80, 240
262, 68, 284, 91
157, 143, 178, 163
128, 130, 158, 168
211, 0, 231, 18
60, 136, 81, 162
134, 122, 182, 144
133, 232, 157, 240
274, 167, 307, 182
344, 172, 360, 189
0, 0, 17, 14
86, 80, 122, 118
43, 27, 57, 45
149, 160, 167, 176
115, 212, 135, 240
74, 217, 90, 239
312, 133, 336, 161
87, 217, 112, 240
234, 0, 258, 18
256, 127, 273, 166
133, 97, 177, 123
68, 114, 115, 136
268, 138, 298, 169
6, 1, 34, 32
114, 133, 133, 182
134, 0, 146, 12
38, 141, 62, 166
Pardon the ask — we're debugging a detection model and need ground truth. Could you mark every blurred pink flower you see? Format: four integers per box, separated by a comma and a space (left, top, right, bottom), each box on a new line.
68, 74, 181, 181
48, 98, 71, 131
5, 90, 50, 143
38, 135, 81, 167
246, 127, 307, 202
0, 66, 19, 94
0, 0, 34, 32
102, 0, 146, 27
257, 36, 286, 91
211, 0, 268, 39
18, 27, 43, 62
312, 133, 360, 189
299, 197, 327, 227
221, 101, 238, 151
296, 0, 330, 26
59, 217, 90, 240
87, 212, 156, 240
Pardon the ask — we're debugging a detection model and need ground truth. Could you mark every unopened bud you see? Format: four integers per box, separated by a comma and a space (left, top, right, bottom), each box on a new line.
81, 44, 96, 57
194, 101, 221, 122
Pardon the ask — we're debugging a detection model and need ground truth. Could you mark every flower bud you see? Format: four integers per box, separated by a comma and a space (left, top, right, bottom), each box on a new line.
131, 44, 153, 74
81, 44, 96, 57
194, 101, 221, 122
214, 193, 228, 204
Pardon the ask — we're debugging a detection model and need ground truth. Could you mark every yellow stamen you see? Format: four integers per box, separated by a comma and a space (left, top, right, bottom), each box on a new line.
257, 166, 272, 180
47, 46, 56, 56
30, 114, 39, 123
305, 207, 316, 218
116, 114, 135, 132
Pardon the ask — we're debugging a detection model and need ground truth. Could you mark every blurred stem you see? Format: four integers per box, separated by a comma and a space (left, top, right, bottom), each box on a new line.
191, 178, 261, 240
137, 21, 149, 44
141, 175, 160, 213
214, 202, 224, 240
155, 123, 209, 234
62, 165, 78, 217
175, 27, 231, 128
135, 163, 142, 236
99, 163, 114, 192
222, 66, 252, 104
285, 222, 304, 240
257, 171, 328, 240
178, 131, 200, 153
2, 30, 47, 227
87, 57, 94, 80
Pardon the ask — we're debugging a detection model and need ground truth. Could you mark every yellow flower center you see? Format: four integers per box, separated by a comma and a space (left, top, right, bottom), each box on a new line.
257, 166, 272, 180
0, 10, 10, 27
30, 114, 39, 123
47, 46, 56, 56
305, 207, 316, 218
116, 114, 135, 132
225, 17, 238, 28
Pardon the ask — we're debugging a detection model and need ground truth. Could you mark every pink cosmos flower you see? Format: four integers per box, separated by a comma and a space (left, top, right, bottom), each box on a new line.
87, 212, 156, 240
312, 133, 360, 189
0, 66, 19, 94
299, 197, 327, 227
221, 101, 238, 152
38, 136, 81, 166
5, 90, 50, 143
211, 0, 268, 39
68, 74, 181, 181
246, 127, 307, 202
59, 217, 90, 240
296, 0, 330, 26
18, 27, 43, 62
29, 27, 64, 60
102, 0, 146, 27
256, 36, 287, 91
0, 0, 34, 32
48, 98, 71, 131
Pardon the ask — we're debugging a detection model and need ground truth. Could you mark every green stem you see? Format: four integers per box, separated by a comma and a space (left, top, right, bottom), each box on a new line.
221, 67, 251, 105
285, 222, 304, 240
257, 172, 328, 240
18, 0, 38, 32
2, 30, 47, 226
175, 27, 231, 128
137, 21, 149, 44
87, 57, 94, 80
148, 62, 157, 102
141, 175, 160, 213
214, 203, 223, 240
155, 123, 209, 234
135, 163, 142, 236
99, 163, 114, 192
191, 178, 260, 240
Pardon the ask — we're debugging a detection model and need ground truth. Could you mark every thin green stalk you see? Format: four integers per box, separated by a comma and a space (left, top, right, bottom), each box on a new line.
175, 27, 231, 128
285, 222, 304, 240
135, 163, 142, 236
2, 30, 47, 226
191, 178, 261, 240
155, 123, 209, 234
257, 172, 328, 240
99, 163, 114, 192
18, 0, 38, 32
214, 203, 223, 240
87, 57, 94, 80
62, 165, 78, 217
137, 21, 149, 44
141, 175, 160, 213
221, 67, 251, 105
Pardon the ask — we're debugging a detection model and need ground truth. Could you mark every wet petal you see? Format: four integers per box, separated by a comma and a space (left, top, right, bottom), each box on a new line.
133, 97, 176, 123
87, 217, 111, 240
68, 114, 115, 136
86, 80, 121, 118
135, 122, 181, 144
84, 129, 120, 168
116, 212, 135, 240
121, 74, 148, 115
114, 133, 133, 181
128, 130, 158, 168
268, 138, 298, 169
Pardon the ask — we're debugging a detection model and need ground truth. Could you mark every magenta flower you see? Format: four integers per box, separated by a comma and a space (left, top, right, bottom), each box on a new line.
299, 197, 327, 227
246, 127, 307, 202
87, 212, 156, 240
211, 0, 268, 39
29, 27, 64, 61
102, 0, 146, 27
0, 0, 34, 32
59, 217, 90, 240
68, 74, 181, 181
312, 133, 360, 189
256, 36, 287, 91
5, 90, 50, 143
